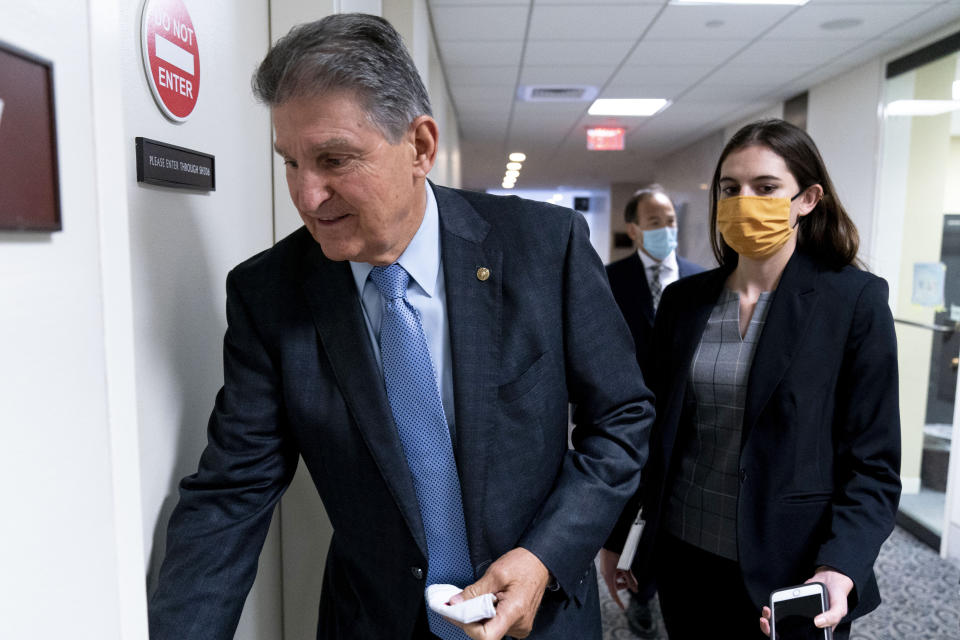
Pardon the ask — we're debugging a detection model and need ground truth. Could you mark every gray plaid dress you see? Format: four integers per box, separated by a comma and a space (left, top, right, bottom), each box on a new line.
663, 287, 772, 561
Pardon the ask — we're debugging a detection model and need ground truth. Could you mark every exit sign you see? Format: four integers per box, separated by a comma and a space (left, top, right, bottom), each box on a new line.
587, 127, 625, 150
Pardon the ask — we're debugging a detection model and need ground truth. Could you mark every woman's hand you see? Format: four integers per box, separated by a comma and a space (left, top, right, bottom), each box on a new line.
808, 567, 854, 630
598, 548, 638, 609
758, 566, 854, 637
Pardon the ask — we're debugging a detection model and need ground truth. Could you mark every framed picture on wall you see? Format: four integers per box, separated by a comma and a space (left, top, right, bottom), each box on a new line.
0, 40, 61, 232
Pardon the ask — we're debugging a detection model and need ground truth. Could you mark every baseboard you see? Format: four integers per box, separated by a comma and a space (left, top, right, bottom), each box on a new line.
896, 509, 941, 551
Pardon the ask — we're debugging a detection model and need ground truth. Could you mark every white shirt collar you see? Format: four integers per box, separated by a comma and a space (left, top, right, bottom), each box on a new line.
637, 246, 678, 274
349, 182, 440, 297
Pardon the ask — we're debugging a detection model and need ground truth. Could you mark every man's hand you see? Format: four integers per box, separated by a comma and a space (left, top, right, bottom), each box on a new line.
598, 548, 638, 609
447, 547, 550, 640
759, 567, 854, 637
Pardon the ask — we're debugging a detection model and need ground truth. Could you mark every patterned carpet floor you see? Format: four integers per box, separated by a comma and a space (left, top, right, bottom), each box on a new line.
599, 527, 960, 639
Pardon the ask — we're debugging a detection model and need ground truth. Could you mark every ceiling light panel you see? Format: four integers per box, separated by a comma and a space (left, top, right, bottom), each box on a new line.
588, 99, 670, 117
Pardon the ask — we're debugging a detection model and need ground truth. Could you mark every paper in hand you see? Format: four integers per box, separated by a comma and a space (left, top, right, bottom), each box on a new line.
426, 584, 497, 624
617, 507, 645, 571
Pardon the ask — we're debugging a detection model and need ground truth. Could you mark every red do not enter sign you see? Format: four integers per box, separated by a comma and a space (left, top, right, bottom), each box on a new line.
141, 0, 200, 122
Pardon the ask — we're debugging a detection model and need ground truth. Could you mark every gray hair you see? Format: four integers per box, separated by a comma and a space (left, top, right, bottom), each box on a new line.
252, 13, 432, 143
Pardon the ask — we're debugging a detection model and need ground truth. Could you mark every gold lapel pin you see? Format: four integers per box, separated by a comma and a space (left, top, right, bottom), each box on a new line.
476, 267, 490, 282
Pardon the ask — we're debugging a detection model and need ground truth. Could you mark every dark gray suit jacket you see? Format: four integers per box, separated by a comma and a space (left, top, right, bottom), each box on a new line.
148, 185, 654, 639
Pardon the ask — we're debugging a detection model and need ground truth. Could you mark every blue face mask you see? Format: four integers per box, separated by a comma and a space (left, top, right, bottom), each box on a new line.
641, 226, 677, 261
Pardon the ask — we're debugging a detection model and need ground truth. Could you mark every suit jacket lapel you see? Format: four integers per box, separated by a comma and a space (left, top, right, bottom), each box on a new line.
299, 243, 428, 558
434, 185, 501, 570
661, 268, 727, 457
741, 251, 820, 446
628, 252, 656, 326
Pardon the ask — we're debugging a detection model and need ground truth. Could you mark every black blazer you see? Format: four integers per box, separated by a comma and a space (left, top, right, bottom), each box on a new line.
148, 186, 654, 639
612, 250, 900, 621
605, 251, 704, 376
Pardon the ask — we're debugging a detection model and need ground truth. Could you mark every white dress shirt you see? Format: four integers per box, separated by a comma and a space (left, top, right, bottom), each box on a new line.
349, 182, 456, 429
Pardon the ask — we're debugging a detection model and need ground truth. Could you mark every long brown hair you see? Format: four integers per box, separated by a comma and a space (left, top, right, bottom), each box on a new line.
709, 119, 861, 270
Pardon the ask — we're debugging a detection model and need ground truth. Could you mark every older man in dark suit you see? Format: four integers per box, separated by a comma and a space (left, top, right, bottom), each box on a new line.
601, 186, 703, 637
147, 13, 653, 640
606, 186, 706, 381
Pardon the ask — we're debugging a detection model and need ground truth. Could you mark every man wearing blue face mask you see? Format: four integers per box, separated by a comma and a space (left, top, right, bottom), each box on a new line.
601, 185, 704, 638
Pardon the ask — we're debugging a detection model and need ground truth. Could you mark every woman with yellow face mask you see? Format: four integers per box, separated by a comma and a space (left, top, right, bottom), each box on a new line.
604, 119, 901, 640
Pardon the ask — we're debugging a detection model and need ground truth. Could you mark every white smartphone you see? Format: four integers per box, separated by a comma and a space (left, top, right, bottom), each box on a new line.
770, 582, 831, 640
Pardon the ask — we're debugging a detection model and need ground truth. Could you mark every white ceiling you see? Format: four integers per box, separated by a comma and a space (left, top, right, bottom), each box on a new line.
427, 0, 960, 190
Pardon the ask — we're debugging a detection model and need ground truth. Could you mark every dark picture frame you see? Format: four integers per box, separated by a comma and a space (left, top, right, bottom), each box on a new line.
0, 40, 62, 232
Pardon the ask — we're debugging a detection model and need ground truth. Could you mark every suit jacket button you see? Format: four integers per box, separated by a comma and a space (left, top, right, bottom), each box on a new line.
411, 566, 424, 580
739, 469, 747, 483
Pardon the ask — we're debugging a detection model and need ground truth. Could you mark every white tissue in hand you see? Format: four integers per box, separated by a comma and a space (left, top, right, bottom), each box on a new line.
425, 584, 496, 624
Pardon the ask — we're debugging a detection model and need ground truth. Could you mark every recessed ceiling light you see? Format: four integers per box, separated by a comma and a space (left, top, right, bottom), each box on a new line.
671, 0, 808, 5
588, 99, 669, 117
885, 100, 960, 117
505, 170, 520, 178
820, 18, 862, 31
501, 182, 515, 189
508, 152, 527, 162
506, 162, 523, 171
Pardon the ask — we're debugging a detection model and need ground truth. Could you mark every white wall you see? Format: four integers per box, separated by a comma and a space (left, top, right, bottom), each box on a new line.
807, 59, 886, 270
428, 24, 462, 188
0, 1, 144, 638
651, 131, 726, 270
120, 1, 282, 638
723, 103, 785, 143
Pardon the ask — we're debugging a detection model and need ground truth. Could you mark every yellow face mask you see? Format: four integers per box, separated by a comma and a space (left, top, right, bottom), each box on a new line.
716, 195, 798, 260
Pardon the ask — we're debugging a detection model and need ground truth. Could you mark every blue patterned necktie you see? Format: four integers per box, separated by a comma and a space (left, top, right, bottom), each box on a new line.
369, 264, 474, 640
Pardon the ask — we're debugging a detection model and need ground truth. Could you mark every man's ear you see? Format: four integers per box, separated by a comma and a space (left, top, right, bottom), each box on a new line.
410, 115, 439, 178
625, 222, 641, 246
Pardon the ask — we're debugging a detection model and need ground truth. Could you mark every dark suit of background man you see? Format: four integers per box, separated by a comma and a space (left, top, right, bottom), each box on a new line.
601, 186, 704, 638
147, 13, 654, 640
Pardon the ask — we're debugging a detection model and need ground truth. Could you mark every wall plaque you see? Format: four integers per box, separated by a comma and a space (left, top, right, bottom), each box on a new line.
136, 137, 215, 190
0, 40, 61, 231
